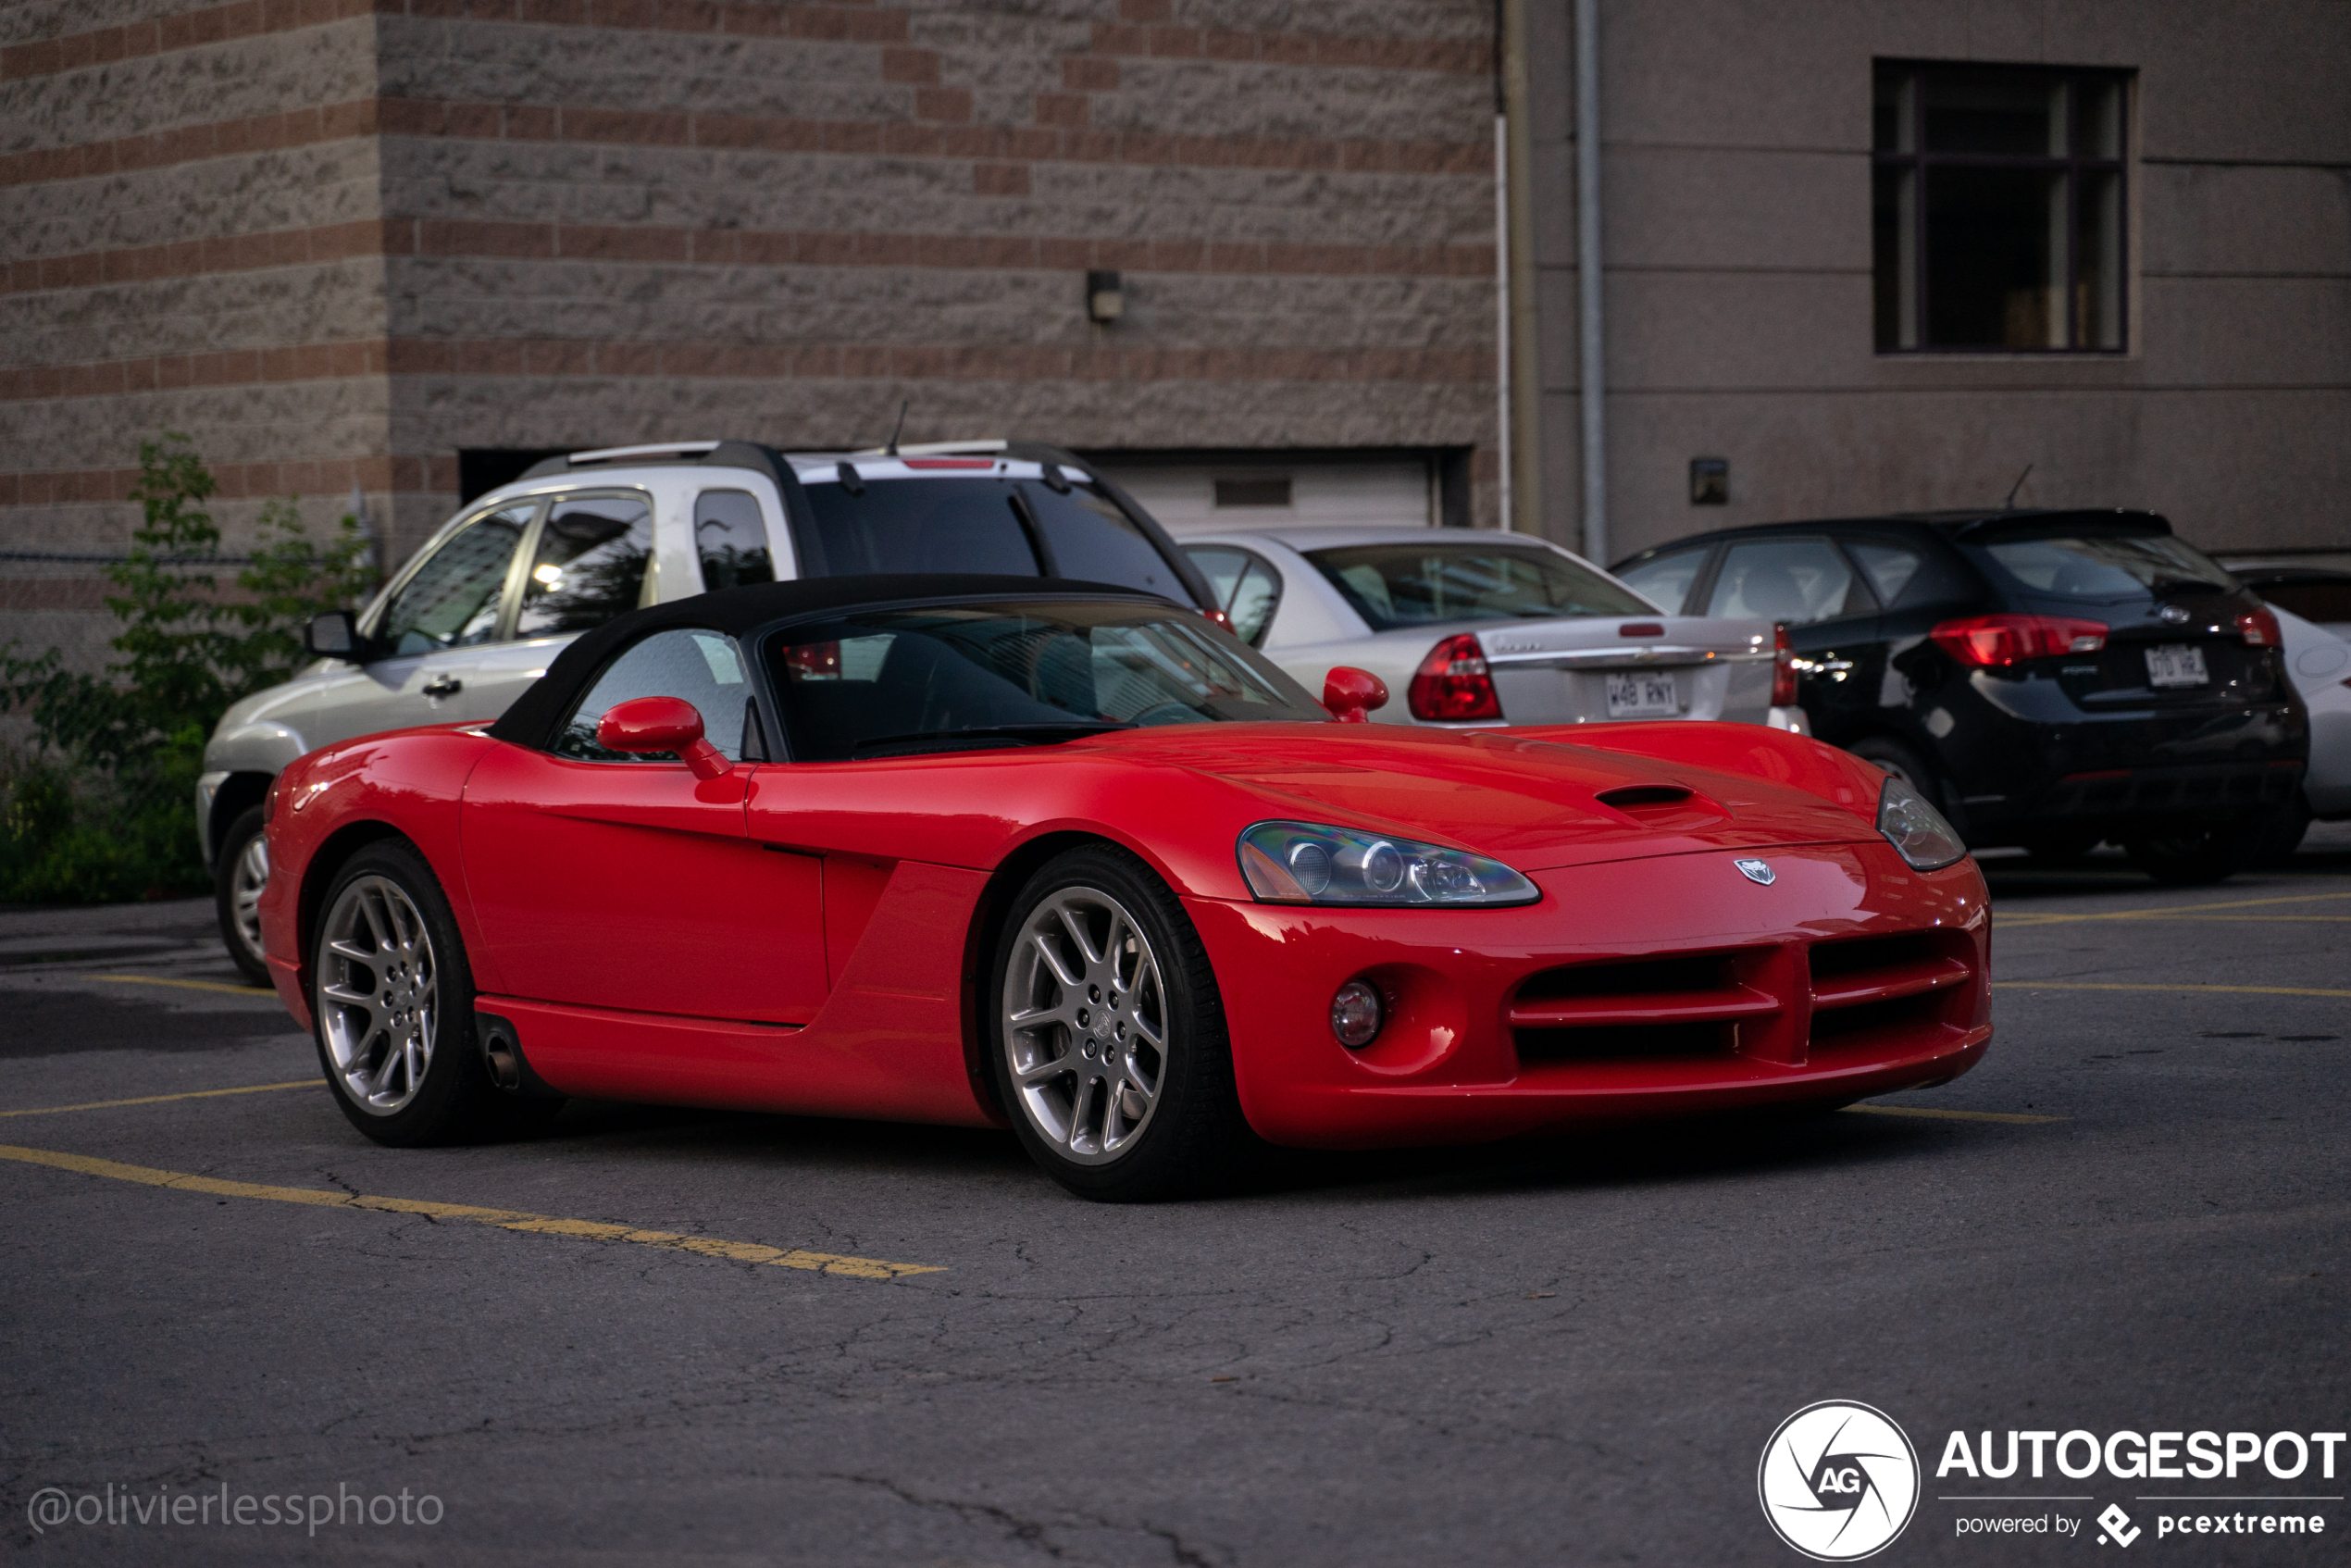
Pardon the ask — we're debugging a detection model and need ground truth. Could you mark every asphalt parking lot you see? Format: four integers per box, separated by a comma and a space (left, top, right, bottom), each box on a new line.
4, 832, 2347, 1566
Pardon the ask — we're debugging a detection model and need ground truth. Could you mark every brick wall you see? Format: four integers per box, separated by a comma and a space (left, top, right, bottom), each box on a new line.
4, 0, 1502, 670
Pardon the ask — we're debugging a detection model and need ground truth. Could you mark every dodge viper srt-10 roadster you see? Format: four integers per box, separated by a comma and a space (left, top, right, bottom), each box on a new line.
257, 575, 1992, 1200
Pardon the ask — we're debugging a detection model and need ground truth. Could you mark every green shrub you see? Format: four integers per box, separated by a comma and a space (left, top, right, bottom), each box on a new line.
0, 434, 377, 904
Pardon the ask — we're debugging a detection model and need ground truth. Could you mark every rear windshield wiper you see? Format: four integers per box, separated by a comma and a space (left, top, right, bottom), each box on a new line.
850, 721, 1136, 753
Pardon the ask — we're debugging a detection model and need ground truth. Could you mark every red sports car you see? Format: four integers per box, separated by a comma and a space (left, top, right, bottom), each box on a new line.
258, 575, 1991, 1200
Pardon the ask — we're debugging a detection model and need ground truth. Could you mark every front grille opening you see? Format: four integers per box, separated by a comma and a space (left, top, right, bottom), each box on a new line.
1809, 931, 1938, 983
1516, 1021, 1730, 1062
1517, 952, 1732, 1001
1810, 992, 1941, 1043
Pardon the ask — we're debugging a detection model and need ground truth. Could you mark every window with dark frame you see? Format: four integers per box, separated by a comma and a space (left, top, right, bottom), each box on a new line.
1873, 61, 2130, 353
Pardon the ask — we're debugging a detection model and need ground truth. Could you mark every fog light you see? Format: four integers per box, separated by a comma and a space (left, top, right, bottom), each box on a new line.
1330, 979, 1384, 1048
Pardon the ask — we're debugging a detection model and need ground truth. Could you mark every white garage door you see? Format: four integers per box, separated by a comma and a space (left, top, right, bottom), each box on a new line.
1097, 458, 1436, 537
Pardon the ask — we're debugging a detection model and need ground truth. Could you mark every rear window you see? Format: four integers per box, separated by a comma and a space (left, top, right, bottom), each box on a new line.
794, 476, 1193, 603
1976, 530, 2238, 599
800, 478, 1040, 578
1304, 541, 1649, 631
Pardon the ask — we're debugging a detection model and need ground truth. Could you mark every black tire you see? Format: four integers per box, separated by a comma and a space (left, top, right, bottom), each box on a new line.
312, 840, 558, 1145
986, 843, 1252, 1201
1847, 735, 1937, 800
2123, 815, 2269, 887
2251, 791, 2313, 867
213, 803, 272, 986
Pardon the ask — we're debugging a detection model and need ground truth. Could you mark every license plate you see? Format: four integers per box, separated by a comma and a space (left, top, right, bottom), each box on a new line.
1605, 670, 1680, 717
2145, 643, 2208, 688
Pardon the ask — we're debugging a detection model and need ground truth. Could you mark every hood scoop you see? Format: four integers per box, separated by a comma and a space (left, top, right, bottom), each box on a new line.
1593, 781, 1729, 830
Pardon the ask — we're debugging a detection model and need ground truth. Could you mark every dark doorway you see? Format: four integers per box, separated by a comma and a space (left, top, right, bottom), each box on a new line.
459, 449, 569, 505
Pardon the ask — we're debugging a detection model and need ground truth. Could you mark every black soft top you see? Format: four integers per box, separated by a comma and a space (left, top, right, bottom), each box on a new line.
486, 574, 1173, 751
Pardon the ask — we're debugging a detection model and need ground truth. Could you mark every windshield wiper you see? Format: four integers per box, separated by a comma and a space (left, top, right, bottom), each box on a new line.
851, 721, 1136, 753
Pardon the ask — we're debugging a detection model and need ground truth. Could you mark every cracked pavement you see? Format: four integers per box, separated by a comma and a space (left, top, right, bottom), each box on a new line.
2, 831, 2347, 1564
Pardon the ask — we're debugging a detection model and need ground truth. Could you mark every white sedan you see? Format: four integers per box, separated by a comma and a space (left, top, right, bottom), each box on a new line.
2267, 604, 2351, 854
1180, 526, 1807, 731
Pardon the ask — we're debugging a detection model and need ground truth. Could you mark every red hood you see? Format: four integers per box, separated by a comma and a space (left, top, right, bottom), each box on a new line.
1076, 723, 1881, 871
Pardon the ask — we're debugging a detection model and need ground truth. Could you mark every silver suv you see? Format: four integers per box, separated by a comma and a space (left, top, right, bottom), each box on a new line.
200, 438, 1210, 980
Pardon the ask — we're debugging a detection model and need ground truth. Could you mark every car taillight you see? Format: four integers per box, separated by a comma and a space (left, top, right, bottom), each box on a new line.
1201, 607, 1235, 633
1771, 623, 1797, 706
1930, 614, 2108, 668
784, 641, 842, 679
1408, 633, 1502, 722
2236, 606, 2282, 647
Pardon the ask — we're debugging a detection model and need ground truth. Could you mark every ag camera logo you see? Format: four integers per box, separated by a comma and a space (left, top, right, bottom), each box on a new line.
1760, 1400, 1921, 1561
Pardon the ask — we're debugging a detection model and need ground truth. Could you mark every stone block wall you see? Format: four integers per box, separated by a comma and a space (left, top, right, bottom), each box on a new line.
3, 0, 1502, 677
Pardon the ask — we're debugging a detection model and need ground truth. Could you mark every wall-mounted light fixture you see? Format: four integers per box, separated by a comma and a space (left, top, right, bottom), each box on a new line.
1689, 456, 1728, 505
1086, 268, 1124, 325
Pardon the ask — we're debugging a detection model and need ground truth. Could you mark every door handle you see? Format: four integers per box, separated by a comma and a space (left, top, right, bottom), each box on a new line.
422, 675, 464, 699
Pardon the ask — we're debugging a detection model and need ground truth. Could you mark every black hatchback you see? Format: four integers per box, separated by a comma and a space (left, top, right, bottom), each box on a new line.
1613, 510, 2307, 883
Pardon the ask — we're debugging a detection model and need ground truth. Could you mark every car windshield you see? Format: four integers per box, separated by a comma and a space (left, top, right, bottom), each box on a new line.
1976, 529, 2239, 599
767, 601, 1325, 760
795, 475, 1195, 603
1304, 541, 1652, 630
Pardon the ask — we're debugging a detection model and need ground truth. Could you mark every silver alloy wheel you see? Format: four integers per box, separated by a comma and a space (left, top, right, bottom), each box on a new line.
229, 830, 268, 969
1002, 886, 1169, 1164
317, 874, 439, 1116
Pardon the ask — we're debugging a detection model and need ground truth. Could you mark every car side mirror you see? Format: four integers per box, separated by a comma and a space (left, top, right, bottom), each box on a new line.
595, 696, 734, 780
305, 609, 362, 660
1323, 666, 1390, 724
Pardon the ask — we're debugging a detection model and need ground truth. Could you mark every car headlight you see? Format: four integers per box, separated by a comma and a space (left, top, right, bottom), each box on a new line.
1876, 773, 1968, 871
1237, 820, 1538, 906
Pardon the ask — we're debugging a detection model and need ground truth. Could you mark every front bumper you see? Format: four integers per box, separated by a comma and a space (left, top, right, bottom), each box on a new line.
2020, 757, 2304, 832
1188, 840, 1990, 1150
195, 771, 230, 867
1934, 675, 2306, 840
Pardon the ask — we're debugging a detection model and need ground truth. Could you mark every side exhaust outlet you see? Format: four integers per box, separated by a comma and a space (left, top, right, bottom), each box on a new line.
475, 1012, 559, 1098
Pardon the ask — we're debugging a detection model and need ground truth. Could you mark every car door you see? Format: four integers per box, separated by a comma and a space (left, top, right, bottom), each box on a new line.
1703, 537, 1883, 741
305, 501, 540, 746
461, 626, 828, 1024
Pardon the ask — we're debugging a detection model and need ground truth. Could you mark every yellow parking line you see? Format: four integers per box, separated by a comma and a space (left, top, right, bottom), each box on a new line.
1991, 981, 2351, 999
0, 1081, 314, 1119
1997, 891, 2351, 927
0, 1142, 942, 1280
2003, 915, 2351, 926
93, 974, 275, 997
1845, 1104, 2067, 1126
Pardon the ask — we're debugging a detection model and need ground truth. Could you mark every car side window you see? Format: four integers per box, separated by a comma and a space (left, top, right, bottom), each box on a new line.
374, 503, 536, 657
1705, 539, 1870, 625
694, 490, 776, 592
554, 628, 751, 764
1614, 545, 1710, 615
1184, 545, 1283, 646
1847, 540, 1925, 606
518, 492, 654, 638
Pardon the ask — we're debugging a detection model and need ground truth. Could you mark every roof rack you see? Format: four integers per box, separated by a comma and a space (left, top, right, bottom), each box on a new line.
562, 442, 723, 465
845, 439, 1010, 457
516, 439, 792, 488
